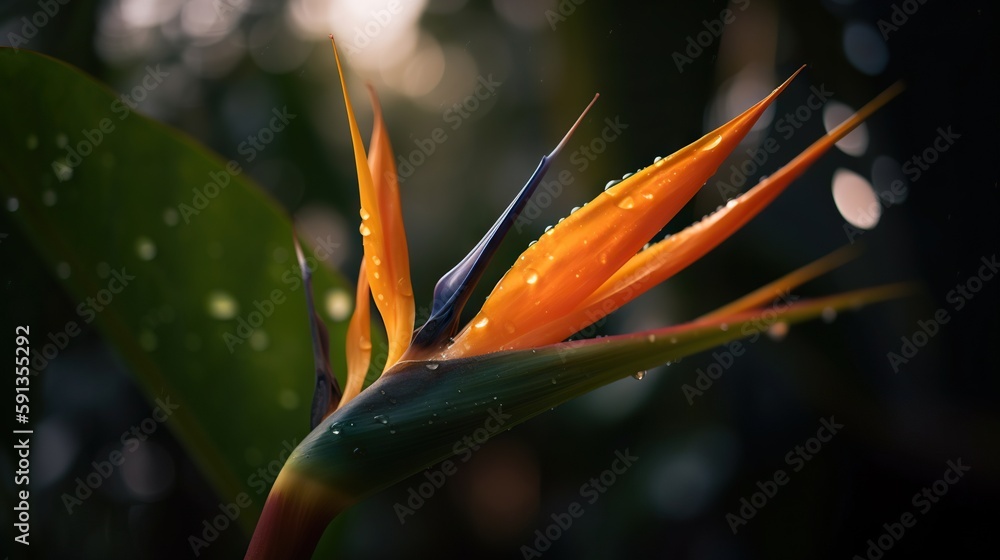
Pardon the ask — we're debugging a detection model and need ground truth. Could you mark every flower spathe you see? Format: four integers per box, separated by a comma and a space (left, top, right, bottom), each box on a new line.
244, 37, 906, 560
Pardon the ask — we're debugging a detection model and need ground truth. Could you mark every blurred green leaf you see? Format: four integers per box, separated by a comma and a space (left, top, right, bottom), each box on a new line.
0, 48, 366, 532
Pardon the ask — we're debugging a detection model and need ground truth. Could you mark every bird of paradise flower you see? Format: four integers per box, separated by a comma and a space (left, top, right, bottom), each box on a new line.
244, 38, 907, 559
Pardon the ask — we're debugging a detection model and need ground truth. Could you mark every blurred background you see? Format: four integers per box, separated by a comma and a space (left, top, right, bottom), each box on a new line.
1, 0, 996, 558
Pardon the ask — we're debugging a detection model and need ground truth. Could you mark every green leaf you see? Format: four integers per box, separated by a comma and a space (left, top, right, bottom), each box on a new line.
0, 48, 368, 532
287, 284, 907, 502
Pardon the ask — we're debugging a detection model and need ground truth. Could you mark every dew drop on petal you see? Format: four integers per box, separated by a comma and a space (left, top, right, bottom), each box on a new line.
372, 256, 382, 266
425, 362, 439, 370
524, 269, 539, 285
474, 317, 489, 328
329, 422, 343, 435
633, 370, 646, 380
374, 414, 388, 425
359, 224, 372, 236
359, 208, 370, 220
702, 134, 723, 151
617, 196, 635, 210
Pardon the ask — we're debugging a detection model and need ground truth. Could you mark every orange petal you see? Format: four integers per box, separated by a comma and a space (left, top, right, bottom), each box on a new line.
498, 81, 903, 349
331, 37, 414, 370
341, 263, 371, 407
442, 67, 804, 359
697, 245, 858, 321
365, 84, 415, 370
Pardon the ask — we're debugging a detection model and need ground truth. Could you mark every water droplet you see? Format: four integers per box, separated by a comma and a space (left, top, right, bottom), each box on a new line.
372, 256, 382, 266
374, 414, 388, 425
570, 206, 581, 214
373, 271, 380, 279
633, 370, 646, 380
504, 321, 516, 334
425, 362, 439, 370
558, 217, 565, 224
377, 293, 384, 301
329, 422, 343, 435
135, 236, 157, 261
359, 224, 371, 236
550, 378, 557, 385
642, 192, 654, 200
702, 134, 723, 151
389, 429, 397, 434
474, 317, 489, 328
325, 289, 352, 320
622, 172, 634, 180
544, 225, 554, 232
821, 307, 837, 323
599, 253, 608, 265
524, 269, 539, 285
359, 208, 370, 219
726, 199, 739, 209
617, 196, 635, 209
397, 278, 413, 297
206, 291, 239, 320
353, 447, 365, 457
604, 179, 620, 191
527, 240, 537, 247
653, 156, 663, 163
42, 189, 57, 206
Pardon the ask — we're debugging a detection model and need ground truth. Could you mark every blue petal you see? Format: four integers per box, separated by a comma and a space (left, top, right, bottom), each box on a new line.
412, 95, 599, 348
295, 235, 342, 429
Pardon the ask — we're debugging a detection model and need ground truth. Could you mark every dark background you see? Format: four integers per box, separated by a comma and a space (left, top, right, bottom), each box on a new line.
1, 0, 997, 558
